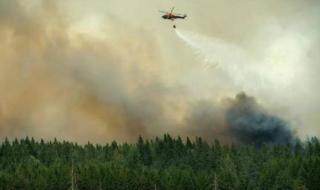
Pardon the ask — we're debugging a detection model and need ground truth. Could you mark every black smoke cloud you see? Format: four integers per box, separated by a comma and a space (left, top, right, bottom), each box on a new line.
226, 92, 294, 145
184, 92, 294, 145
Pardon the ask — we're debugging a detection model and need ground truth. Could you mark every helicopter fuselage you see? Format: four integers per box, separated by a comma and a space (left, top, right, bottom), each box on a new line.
162, 14, 187, 20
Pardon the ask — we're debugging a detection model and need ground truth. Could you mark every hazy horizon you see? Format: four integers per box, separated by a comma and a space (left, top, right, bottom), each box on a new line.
0, 0, 319, 144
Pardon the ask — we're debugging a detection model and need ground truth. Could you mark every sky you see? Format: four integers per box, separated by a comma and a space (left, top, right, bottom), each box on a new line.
0, 0, 319, 144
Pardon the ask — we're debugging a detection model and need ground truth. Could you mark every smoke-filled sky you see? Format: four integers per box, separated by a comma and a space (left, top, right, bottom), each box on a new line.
0, 0, 319, 144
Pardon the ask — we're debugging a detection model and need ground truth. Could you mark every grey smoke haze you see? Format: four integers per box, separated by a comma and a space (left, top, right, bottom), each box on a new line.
0, 0, 318, 144
183, 100, 229, 143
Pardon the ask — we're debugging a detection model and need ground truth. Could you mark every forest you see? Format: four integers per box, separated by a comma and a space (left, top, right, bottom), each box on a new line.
0, 135, 319, 190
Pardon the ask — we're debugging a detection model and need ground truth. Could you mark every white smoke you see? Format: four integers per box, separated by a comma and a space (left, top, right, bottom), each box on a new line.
174, 29, 307, 96
175, 29, 246, 66
175, 29, 263, 89
174, 28, 314, 136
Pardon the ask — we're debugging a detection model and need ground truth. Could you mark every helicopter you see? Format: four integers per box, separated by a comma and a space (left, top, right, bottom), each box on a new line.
159, 7, 187, 28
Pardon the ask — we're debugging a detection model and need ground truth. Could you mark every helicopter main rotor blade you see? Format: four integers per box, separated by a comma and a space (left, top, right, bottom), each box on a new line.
170, 7, 175, 14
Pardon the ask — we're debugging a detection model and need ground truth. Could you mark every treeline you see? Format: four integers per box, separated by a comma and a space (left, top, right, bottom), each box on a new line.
0, 135, 320, 190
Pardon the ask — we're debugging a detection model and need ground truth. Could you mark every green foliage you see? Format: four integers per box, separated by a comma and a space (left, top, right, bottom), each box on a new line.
0, 135, 319, 189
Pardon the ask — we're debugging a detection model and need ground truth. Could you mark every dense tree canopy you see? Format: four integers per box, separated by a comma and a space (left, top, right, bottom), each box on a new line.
0, 135, 319, 190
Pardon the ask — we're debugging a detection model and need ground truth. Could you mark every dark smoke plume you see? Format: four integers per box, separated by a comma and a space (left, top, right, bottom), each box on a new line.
226, 92, 294, 146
